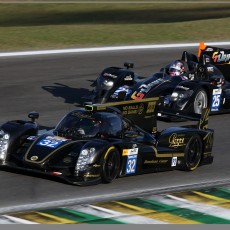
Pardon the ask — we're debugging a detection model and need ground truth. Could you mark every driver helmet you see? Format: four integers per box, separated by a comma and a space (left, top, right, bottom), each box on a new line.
169, 60, 185, 77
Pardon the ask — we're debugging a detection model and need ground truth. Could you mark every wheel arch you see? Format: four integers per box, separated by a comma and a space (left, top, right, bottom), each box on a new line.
100, 144, 122, 183
198, 84, 212, 108
182, 133, 203, 171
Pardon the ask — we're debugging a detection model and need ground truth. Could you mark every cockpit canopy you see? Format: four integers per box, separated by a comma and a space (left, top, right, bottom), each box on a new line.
54, 109, 123, 139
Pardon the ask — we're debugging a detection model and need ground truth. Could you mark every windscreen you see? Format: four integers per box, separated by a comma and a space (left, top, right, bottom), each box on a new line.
54, 111, 122, 138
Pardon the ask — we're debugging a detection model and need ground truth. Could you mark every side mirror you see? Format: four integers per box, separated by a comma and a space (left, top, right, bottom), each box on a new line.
124, 130, 138, 139
124, 62, 134, 69
28, 111, 39, 122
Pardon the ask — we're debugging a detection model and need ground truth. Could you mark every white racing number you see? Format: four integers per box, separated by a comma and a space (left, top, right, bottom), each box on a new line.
211, 89, 222, 111
125, 148, 138, 175
171, 157, 177, 167
126, 155, 137, 174
37, 136, 68, 148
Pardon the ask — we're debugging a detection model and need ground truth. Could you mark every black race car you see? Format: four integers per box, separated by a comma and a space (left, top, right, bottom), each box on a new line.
168, 42, 230, 115
90, 62, 184, 105
89, 42, 230, 117
0, 98, 214, 186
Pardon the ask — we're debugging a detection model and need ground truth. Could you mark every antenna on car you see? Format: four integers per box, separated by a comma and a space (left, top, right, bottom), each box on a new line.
124, 62, 134, 69
28, 111, 39, 123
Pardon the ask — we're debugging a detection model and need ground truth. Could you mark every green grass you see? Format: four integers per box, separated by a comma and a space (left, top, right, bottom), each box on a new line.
0, 3, 230, 51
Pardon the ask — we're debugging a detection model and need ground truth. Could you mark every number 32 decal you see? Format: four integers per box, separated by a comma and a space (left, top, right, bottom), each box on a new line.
126, 154, 138, 174
37, 136, 67, 148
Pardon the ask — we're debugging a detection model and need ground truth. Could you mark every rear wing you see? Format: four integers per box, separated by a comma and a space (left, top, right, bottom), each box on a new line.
85, 97, 159, 134
198, 42, 230, 81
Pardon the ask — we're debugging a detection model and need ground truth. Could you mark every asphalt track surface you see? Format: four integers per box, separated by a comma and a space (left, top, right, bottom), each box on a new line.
0, 47, 230, 213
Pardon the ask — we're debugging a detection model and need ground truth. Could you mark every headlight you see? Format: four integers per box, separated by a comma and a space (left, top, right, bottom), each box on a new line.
175, 90, 194, 108
0, 129, 10, 161
171, 90, 193, 101
171, 92, 179, 101
75, 147, 96, 172
102, 80, 114, 90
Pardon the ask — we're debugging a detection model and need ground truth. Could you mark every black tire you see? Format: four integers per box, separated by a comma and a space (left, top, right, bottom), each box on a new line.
101, 147, 120, 183
182, 135, 202, 171
194, 89, 208, 114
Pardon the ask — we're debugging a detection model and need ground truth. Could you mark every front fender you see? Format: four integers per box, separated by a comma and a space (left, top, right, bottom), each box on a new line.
0, 120, 38, 161
171, 81, 212, 112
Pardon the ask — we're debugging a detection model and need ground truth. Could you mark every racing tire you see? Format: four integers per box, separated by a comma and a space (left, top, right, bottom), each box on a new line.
182, 135, 202, 171
101, 147, 120, 184
193, 89, 208, 114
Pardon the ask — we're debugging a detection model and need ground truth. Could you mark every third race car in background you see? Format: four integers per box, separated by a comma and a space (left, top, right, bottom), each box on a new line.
88, 42, 230, 116
169, 42, 230, 115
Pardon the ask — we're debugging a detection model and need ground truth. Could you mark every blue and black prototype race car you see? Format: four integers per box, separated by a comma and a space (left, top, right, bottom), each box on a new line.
90, 42, 230, 116
169, 42, 230, 115
0, 98, 214, 185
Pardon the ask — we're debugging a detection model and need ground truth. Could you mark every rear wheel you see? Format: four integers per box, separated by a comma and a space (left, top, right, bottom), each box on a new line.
101, 147, 120, 183
194, 89, 207, 114
182, 135, 202, 171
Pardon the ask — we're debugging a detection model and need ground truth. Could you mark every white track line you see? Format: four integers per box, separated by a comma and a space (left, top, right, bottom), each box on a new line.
1, 1, 230, 4
0, 42, 230, 57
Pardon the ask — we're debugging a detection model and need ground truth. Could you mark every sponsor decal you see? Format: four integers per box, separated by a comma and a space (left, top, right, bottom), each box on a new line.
212, 51, 230, 64
176, 86, 190, 91
30, 156, 38, 161
111, 86, 132, 98
188, 73, 195, 80
138, 103, 144, 114
131, 79, 165, 100
36, 136, 68, 148
103, 73, 117, 78
169, 133, 185, 148
63, 157, 72, 164
146, 101, 156, 113
122, 104, 142, 115
124, 75, 133, 81
207, 66, 214, 72
205, 48, 214, 51
122, 148, 138, 156
84, 174, 100, 178
144, 159, 168, 164
131, 91, 145, 100
27, 136, 36, 141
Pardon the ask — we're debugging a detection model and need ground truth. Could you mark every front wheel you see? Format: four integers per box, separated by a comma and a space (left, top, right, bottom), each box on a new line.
194, 89, 208, 114
101, 147, 120, 183
182, 135, 202, 171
